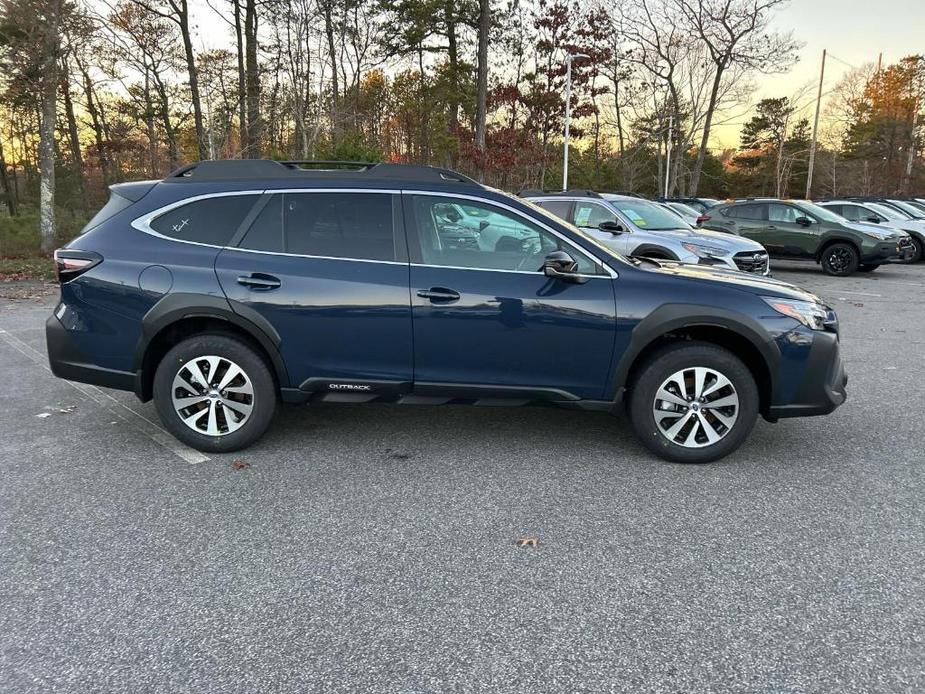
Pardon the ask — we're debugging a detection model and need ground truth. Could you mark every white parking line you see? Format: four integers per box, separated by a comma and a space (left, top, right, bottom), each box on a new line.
0, 329, 209, 465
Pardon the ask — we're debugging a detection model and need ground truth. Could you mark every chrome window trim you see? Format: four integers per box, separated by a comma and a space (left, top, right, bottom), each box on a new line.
403, 191, 618, 279
130, 187, 618, 277
219, 246, 407, 266
130, 190, 266, 249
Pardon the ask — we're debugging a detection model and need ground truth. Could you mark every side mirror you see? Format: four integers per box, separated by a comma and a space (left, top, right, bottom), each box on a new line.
866, 216, 880, 224
795, 216, 812, 227
543, 250, 587, 283
598, 221, 624, 234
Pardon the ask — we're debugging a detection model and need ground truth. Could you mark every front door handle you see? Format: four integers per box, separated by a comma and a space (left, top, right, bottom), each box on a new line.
237, 273, 281, 290
417, 287, 460, 302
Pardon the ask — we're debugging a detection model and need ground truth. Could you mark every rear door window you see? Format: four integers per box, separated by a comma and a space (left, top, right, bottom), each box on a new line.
536, 199, 573, 221
729, 203, 766, 221
150, 194, 259, 246
284, 192, 396, 261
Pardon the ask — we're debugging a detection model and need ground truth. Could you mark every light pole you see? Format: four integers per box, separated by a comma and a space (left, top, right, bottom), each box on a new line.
563, 53, 590, 191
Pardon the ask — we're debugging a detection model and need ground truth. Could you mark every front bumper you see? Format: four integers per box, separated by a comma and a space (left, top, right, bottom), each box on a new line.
767, 330, 847, 419
46, 310, 135, 391
861, 240, 907, 263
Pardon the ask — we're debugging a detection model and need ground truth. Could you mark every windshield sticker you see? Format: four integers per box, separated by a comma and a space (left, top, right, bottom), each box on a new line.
625, 209, 647, 226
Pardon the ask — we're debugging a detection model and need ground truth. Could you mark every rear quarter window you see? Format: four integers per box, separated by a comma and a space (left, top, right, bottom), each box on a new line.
149, 194, 260, 246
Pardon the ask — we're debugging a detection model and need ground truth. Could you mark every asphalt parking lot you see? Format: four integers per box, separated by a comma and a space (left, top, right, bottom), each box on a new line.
2, 262, 924, 693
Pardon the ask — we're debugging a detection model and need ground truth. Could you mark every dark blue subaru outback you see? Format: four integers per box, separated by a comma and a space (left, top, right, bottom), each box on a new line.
46, 160, 847, 463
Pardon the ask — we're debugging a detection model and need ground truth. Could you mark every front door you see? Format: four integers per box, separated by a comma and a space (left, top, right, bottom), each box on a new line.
570, 200, 633, 256
404, 194, 618, 401
767, 202, 817, 258
215, 190, 413, 390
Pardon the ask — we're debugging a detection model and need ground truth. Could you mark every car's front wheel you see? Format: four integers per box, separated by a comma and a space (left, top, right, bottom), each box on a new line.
153, 334, 277, 453
908, 236, 924, 263
628, 342, 759, 464
820, 243, 859, 276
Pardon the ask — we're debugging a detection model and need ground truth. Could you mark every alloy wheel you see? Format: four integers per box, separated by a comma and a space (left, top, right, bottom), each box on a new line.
171, 355, 255, 436
827, 247, 852, 273
652, 367, 739, 448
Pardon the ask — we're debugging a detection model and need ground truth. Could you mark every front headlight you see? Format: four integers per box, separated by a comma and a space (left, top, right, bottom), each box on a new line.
762, 296, 830, 330
681, 242, 727, 259
863, 229, 893, 240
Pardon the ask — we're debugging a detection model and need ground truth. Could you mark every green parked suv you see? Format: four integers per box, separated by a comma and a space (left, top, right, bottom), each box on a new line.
702, 199, 913, 276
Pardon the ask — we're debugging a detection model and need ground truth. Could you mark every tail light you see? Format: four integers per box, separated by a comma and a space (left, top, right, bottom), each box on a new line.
54, 249, 102, 283
697, 214, 710, 223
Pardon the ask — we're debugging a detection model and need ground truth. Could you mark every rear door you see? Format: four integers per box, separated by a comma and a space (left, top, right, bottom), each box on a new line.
215, 190, 413, 391
728, 203, 776, 251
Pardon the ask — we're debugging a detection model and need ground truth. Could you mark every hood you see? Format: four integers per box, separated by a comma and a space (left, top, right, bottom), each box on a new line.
881, 219, 925, 235
640, 226, 765, 252
842, 221, 907, 240
636, 257, 822, 303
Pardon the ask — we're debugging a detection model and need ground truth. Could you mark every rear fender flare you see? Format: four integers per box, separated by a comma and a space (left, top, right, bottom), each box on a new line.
135, 293, 289, 388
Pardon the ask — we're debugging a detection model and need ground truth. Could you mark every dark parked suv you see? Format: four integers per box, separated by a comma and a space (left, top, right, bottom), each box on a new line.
702, 198, 912, 275
47, 161, 847, 463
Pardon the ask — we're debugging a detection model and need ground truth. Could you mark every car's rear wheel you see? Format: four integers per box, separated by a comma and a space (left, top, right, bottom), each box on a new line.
153, 334, 277, 453
858, 264, 880, 272
628, 342, 759, 464
820, 243, 859, 276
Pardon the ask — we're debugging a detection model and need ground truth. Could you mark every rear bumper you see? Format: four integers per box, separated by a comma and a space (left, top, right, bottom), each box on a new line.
767, 331, 847, 419
46, 311, 135, 391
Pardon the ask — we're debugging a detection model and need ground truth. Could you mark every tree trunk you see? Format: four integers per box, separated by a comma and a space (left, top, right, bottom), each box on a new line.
0, 128, 16, 216
233, 0, 248, 156
60, 62, 88, 213
39, 36, 60, 253
322, 0, 339, 146
689, 64, 725, 195
244, 0, 262, 157
176, 0, 208, 160
474, 0, 489, 180
75, 56, 110, 183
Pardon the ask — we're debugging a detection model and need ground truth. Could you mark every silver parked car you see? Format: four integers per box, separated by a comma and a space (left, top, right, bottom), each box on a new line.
523, 191, 771, 275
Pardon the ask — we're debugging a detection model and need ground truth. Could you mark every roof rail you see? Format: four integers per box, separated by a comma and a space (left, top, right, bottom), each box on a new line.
517, 189, 602, 198
164, 159, 481, 185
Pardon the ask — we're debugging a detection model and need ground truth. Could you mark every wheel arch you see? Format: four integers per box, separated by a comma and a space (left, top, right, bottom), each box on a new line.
615, 306, 778, 417
631, 243, 678, 260
134, 293, 289, 402
815, 235, 860, 262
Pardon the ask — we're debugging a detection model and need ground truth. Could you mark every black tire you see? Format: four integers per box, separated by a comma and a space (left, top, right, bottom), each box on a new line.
627, 342, 759, 464
153, 334, 277, 453
857, 264, 879, 272
908, 235, 924, 263
820, 242, 859, 276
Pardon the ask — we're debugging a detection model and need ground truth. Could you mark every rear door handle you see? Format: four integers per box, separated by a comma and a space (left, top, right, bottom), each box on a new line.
237, 273, 281, 290
416, 287, 460, 302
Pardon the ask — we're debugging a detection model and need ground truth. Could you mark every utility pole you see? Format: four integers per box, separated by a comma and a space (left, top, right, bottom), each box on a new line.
664, 114, 673, 198
562, 53, 589, 191
805, 49, 826, 199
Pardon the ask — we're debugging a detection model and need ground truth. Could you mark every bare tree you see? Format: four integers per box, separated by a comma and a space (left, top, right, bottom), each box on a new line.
674, 0, 797, 194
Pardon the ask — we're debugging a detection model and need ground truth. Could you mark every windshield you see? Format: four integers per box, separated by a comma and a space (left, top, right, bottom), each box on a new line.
499, 191, 630, 265
866, 202, 908, 220
604, 197, 687, 231
795, 201, 845, 223
888, 200, 925, 219
668, 202, 701, 218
